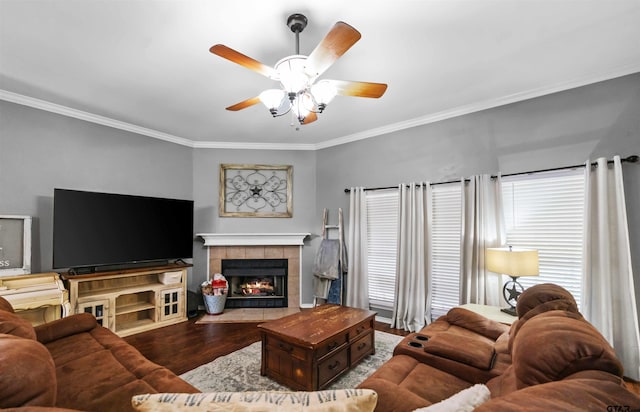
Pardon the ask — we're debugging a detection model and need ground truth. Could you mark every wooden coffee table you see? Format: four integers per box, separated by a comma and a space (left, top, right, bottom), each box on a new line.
258, 304, 377, 391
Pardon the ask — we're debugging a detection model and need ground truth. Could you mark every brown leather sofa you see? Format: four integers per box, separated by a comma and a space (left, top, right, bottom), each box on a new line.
0, 296, 198, 411
358, 284, 640, 411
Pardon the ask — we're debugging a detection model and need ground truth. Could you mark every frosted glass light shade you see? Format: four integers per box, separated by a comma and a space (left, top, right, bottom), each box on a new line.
486, 247, 539, 277
311, 80, 337, 105
292, 98, 310, 119
259, 89, 286, 110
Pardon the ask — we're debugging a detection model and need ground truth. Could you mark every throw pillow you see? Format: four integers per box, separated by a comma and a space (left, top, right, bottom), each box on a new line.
413, 384, 490, 412
131, 388, 378, 412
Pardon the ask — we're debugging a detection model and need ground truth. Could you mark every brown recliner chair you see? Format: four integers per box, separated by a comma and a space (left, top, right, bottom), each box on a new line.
392, 283, 582, 383
358, 285, 640, 411
478, 309, 640, 410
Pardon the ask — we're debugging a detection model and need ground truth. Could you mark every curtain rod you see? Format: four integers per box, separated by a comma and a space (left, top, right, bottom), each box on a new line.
343, 154, 638, 193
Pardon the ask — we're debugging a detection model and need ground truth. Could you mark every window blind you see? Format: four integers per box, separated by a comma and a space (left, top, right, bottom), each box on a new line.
430, 184, 463, 319
501, 170, 585, 307
366, 190, 398, 309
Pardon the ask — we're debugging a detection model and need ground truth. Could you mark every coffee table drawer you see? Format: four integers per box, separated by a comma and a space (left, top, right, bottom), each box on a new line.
265, 335, 308, 361
318, 347, 348, 387
317, 333, 348, 359
349, 319, 373, 340
350, 332, 374, 365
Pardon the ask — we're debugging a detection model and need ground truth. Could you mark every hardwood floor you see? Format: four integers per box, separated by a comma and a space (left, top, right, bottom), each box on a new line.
124, 311, 408, 375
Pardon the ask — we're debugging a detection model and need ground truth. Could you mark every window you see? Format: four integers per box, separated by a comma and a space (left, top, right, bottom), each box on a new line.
501, 170, 585, 306
363, 169, 585, 317
430, 184, 462, 319
365, 185, 463, 315
366, 190, 398, 309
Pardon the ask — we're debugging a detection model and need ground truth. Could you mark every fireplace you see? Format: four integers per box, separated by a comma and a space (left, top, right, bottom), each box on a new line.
222, 259, 287, 308
197, 233, 309, 309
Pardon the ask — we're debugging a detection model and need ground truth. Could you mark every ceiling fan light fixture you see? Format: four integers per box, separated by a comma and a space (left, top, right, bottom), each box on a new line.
259, 89, 288, 116
310, 80, 337, 112
210, 13, 386, 127
274, 55, 310, 94
292, 97, 312, 123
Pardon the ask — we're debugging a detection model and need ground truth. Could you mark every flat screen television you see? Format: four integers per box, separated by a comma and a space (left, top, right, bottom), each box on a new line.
53, 188, 194, 272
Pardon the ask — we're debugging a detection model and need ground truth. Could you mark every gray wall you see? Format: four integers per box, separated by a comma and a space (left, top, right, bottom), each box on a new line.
316, 72, 640, 318
0, 100, 194, 274
191, 149, 318, 302
1, 72, 639, 310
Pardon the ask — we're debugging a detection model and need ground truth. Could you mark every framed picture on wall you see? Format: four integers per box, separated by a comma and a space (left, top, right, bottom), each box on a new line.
0, 215, 32, 276
219, 164, 293, 217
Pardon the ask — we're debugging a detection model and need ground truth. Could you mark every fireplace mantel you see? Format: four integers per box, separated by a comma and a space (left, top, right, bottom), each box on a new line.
197, 233, 310, 247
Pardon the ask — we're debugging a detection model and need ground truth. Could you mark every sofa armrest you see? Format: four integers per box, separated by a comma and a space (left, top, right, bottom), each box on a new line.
424, 332, 496, 370
446, 307, 509, 340
35, 312, 97, 344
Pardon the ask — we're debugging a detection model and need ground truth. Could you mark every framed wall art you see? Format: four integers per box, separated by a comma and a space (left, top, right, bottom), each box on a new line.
220, 164, 293, 217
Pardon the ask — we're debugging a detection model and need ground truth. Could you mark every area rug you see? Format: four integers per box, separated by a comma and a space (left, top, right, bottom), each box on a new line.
195, 307, 301, 324
180, 331, 403, 392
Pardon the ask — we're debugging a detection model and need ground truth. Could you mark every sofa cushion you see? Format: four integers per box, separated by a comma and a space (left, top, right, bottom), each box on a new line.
35, 312, 97, 344
131, 389, 378, 412
512, 310, 623, 389
357, 354, 472, 411
0, 296, 15, 312
393, 332, 506, 384
0, 334, 57, 408
41, 320, 198, 412
507, 283, 581, 354
0, 304, 37, 340
444, 308, 509, 341
423, 333, 495, 370
515, 283, 578, 318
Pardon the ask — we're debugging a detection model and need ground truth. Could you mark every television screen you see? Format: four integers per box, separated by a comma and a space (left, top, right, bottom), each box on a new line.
53, 188, 194, 270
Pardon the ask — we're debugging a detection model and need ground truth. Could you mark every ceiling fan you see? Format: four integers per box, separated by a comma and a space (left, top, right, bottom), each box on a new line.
209, 13, 388, 126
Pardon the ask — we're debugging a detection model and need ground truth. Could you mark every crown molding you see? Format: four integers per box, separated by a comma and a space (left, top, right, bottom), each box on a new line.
191, 140, 316, 151
316, 63, 640, 149
0, 89, 196, 148
3, 64, 639, 151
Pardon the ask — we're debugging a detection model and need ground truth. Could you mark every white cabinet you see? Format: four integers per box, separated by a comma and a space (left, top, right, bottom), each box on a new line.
63, 264, 189, 336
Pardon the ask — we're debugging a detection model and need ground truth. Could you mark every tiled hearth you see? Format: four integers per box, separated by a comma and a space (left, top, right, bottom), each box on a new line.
197, 233, 309, 308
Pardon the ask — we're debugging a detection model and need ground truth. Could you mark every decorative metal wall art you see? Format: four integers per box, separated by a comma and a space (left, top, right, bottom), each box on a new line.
219, 164, 293, 217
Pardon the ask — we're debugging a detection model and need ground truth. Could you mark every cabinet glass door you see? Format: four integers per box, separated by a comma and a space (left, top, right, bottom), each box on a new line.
159, 288, 182, 321
78, 300, 110, 328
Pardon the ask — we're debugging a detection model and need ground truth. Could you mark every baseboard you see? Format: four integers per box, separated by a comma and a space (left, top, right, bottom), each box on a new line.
375, 316, 392, 324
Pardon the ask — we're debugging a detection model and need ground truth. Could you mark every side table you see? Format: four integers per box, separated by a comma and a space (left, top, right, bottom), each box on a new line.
459, 303, 516, 325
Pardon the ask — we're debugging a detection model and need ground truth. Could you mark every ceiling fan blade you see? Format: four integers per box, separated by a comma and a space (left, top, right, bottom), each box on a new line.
305, 22, 361, 78
301, 112, 318, 125
210, 44, 274, 78
226, 97, 261, 111
329, 80, 388, 98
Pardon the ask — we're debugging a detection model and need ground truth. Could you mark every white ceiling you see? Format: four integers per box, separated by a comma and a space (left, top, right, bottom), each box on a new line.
1, 0, 639, 150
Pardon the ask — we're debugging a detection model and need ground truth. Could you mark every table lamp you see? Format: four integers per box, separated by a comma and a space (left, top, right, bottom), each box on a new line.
486, 246, 539, 316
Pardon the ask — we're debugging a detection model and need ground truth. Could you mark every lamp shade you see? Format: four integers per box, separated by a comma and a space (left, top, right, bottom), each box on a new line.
486, 247, 539, 277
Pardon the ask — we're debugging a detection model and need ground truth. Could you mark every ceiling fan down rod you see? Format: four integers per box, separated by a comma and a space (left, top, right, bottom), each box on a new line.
287, 13, 308, 55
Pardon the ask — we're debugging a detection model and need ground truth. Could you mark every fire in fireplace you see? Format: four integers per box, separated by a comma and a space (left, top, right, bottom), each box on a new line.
237, 278, 275, 296
221, 259, 287, 308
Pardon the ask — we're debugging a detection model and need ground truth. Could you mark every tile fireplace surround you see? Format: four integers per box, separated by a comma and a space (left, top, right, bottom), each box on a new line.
197, 233, 309, 308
